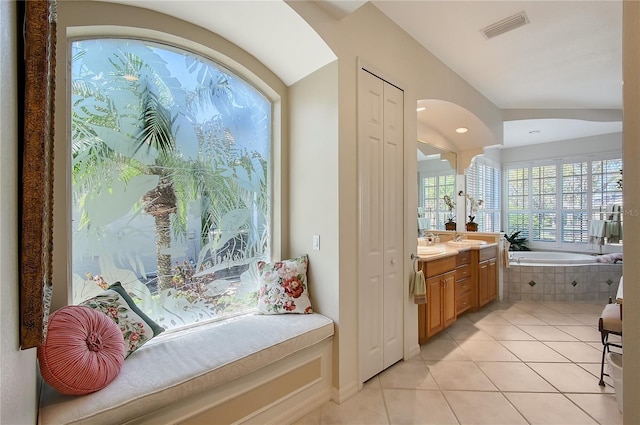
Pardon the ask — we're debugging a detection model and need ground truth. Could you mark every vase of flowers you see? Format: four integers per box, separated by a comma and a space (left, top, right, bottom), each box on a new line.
443, 194, 456, 230
465, 194, 483, 232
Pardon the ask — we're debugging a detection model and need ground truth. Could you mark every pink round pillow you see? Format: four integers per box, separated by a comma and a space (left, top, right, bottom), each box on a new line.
37, 306, 126, 395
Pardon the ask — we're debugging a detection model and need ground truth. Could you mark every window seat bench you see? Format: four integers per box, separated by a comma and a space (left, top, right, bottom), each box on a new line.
39, 313, 334, 425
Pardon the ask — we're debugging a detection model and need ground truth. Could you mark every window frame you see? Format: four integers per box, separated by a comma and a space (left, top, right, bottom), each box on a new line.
55, 22, 285, 314
503, 151, 623, 251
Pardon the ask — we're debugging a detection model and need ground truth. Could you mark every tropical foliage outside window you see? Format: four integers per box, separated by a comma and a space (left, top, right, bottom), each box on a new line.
70, 39, 271, 330
505, 155, 622, 246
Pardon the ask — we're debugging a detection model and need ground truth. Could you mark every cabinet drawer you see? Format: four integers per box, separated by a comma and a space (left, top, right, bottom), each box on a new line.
456, 277, 472, 293
456, 292, 472, 313
456, 264, 470, 280
422, 256, 456, 278
456, 251, 471, 266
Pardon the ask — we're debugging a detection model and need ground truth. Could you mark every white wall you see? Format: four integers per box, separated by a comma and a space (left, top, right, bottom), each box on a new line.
482, 146, 502, 165
500, 132, 622, 164
288, 0, 504, 401
288, 61, 340, 385
0, 2, 39, 423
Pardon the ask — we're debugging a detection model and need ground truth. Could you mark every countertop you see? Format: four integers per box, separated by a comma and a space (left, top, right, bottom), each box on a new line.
416, 241, 498, 261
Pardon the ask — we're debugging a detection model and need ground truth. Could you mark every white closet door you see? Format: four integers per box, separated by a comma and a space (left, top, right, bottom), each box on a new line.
358, 69, 385, 382
358, 68, 404, 382
382, 81, 404, 369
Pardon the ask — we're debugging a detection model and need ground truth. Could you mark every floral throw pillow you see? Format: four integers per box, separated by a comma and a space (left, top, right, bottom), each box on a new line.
81, 282, 164, 357
257, 255, 313, 314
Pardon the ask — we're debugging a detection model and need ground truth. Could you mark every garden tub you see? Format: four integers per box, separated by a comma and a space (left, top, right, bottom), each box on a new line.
509, 251, 597, 266
504, 251, 622, 303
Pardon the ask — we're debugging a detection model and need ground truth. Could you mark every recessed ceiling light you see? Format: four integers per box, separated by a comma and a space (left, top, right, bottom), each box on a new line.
529, 130, 541, 134
456, 127, 468, 134
416, 107, 426, 112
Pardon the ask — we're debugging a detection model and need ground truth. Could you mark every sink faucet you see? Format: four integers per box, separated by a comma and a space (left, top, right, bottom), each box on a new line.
453, 232, 464, 242
425, 232, 435, 245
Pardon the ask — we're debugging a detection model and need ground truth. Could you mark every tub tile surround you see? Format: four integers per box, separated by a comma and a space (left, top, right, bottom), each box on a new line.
504, 262, 622, 303
295, 301, 622, 425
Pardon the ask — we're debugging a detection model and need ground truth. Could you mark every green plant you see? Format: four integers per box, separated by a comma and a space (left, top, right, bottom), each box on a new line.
504, 231, 530, 251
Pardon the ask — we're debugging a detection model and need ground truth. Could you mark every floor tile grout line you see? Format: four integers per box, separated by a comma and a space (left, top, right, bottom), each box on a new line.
561, 391, 610, 425
433, 302, 617, 423
440, 389, 473, 425
377, 382, 393, 425
313, 302, 620, 425
494, 338, 572, 364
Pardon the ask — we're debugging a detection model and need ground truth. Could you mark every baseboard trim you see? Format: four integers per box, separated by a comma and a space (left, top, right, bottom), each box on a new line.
331, 380, 359, 404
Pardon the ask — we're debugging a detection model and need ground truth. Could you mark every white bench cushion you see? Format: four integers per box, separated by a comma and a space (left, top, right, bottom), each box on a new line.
39, 313, 334, 425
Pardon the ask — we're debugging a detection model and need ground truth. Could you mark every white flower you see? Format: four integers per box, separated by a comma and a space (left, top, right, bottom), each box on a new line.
465, 194, 483, 221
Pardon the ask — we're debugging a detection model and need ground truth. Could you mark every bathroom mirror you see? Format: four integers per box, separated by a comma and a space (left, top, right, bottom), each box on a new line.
417, 140, 457, 232
417, 140, 457, 170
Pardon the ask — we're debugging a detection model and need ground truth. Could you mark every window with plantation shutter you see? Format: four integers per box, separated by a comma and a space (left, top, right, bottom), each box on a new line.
592, 158, 624, 217
562, 162, 588, 243
504, 153, 622, 249
466, 156, 501, 232
419, 172, 456, 230
531, 164, 556, 241
506, 167, 529, 238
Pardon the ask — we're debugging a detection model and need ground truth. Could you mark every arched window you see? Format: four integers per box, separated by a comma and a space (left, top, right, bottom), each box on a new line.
70, 38, 271, 330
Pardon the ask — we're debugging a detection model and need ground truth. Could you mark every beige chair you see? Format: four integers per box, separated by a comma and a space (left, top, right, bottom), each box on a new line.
598, 300, 622, 386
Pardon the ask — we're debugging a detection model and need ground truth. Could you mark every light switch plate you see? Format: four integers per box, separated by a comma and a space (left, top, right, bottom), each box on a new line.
312, 234, 320, 250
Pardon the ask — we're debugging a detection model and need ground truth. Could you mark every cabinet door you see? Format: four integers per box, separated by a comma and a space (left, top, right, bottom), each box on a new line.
487, 259, 497, 302
426, 275, 443, 338
418, 303, 428, 344
478, 259, 498, 307
443, 271, 456, 327
478, 260, 490, 306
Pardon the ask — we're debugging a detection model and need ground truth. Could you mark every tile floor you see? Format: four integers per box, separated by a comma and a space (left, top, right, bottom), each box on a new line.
295, 301, 623, 425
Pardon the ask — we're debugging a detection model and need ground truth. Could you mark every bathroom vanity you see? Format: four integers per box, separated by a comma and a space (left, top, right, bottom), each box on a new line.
417, 241, 498, 344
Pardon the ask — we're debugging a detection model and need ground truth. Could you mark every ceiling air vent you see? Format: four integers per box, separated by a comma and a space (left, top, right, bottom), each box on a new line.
481, 11, 529, 39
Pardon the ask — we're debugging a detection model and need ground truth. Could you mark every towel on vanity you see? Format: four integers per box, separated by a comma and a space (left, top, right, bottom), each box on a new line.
588, 220, 606, 245
410, 270, 427, 305
502, 241, 511, 268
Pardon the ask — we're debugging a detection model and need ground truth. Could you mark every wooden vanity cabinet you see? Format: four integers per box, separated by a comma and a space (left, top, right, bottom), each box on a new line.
472, 246, 498, 307
419, 244, 499, 345
418, 256, 456, 344
455, 250, 473, 316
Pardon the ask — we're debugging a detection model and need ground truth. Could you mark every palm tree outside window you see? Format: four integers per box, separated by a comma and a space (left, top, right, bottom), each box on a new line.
71, 39, 271, 330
